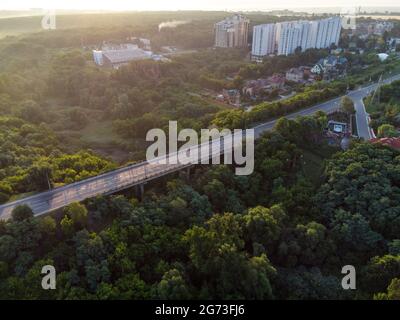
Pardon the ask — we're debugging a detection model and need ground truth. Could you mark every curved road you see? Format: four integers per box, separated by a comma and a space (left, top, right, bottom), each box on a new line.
1, 74, 400, 220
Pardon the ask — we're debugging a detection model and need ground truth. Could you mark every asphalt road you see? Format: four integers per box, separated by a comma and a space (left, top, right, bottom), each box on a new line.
348, 74, 400, 140
1, 74, 400, 220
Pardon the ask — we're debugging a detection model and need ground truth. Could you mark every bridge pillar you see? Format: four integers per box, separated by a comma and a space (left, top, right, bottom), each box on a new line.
135, 184, 145, 201
186, 167, 191, 181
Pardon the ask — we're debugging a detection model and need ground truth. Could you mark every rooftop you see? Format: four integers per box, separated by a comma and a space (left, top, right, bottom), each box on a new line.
102, 48, 152, 64
371, 137, 400, 150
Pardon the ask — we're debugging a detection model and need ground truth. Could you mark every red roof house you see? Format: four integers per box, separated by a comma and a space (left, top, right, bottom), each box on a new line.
370, 137, 400, 150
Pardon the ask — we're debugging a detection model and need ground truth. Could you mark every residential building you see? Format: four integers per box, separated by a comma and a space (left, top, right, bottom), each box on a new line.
370, 21, 394, 35
311, 55, 348, 79
221, 89, 241, 106
355, 21, 394, 37
285, 66, 312, 83
215, 14, 250, 48
276, 21, 303, 55
371, 137, 400, 150
311, 63, 325, 75
242, 75, 286, 98
242, 78, 270, 97
267, 74, 286, 89
313, 16, 341, 49
328, 120, 348, 134
252, 24, 276, 61
251, 16, 341, 58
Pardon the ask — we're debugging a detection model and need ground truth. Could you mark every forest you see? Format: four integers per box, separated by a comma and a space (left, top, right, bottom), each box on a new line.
0, 12, 400, 300
1, 113, 400, 299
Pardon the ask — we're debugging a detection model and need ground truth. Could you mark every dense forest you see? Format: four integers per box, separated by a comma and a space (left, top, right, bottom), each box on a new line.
1, 114, 400, 299
1, 12, 400, 299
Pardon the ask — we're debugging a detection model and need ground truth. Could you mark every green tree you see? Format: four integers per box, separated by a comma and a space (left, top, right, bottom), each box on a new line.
11, 205, 33, 222
374, 278, 400, 300
242, 205, 286, 252
184, 213, 276, 299
377, 124, 399, 138
25, 160, 53, 191
340, 96, 355, 114
64, 202, 88, 227
38, 216, 57, 238
60, 215, 74, 237
157, 269, 191, 299
361, 255, 400, 295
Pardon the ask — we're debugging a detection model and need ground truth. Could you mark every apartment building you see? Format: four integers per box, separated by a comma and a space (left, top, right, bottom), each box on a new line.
251, 16, 342, 58
215, 14, 250, 48
252, 23, 276, 61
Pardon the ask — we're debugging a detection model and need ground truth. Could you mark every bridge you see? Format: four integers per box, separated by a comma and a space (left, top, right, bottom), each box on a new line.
1, 74, 399, 220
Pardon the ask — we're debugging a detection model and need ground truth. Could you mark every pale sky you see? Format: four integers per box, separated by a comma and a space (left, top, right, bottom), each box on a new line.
1, 0, 400, 11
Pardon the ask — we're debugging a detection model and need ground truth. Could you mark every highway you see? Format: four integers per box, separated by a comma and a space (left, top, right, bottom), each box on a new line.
1, 74, 400, 220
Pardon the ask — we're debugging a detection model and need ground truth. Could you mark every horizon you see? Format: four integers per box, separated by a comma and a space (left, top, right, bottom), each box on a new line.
1, 0, 400, 13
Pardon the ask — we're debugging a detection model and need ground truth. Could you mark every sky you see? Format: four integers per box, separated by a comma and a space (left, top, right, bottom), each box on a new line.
1, 0, 400, 11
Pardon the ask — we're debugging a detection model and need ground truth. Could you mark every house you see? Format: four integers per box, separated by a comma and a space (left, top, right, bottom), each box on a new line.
222, 89, 241, 106
312, 56, 348, 80
311, 63, 325, 75
355, 21, 394, 37
328, 120, 348, 134
267, 73, 286, 89
242, 78, 269, 97
371, 137, 400, 151
242, 74, 285, 99
285, 66, 312, 83
317, 55, 347, 70
286, 68, 304, 82
330, 48, 343, 55
388, 37, 400, 46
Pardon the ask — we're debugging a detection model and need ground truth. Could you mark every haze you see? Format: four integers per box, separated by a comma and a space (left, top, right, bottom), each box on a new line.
1, 0, 400, 11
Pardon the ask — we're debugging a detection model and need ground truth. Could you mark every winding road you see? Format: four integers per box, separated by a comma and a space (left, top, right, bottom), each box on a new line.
1, 74, 400, 220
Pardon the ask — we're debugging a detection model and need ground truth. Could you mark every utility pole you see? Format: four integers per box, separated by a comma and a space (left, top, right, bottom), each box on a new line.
370, 74, 383, 106
46, 171, 52, 190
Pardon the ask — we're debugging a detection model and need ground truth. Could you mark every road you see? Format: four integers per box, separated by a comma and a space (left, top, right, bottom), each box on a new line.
1, 74, 400, 220
353, 98, 373, 140
348, 74, 400, 140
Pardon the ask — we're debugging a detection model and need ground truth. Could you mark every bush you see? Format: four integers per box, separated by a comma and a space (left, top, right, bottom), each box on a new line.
11, 204, 34, 222
0, 192, 9, 204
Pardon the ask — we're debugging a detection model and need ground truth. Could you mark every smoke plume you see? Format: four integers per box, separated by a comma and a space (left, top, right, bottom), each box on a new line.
158, 20, 190, 31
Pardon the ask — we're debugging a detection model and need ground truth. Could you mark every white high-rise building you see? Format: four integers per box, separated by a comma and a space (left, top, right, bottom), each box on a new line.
251, 24, 276, 61
251, 16, 342, 58
311, 16, 342, 49
276, 21, 304, 56
215, 14, 250, 48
